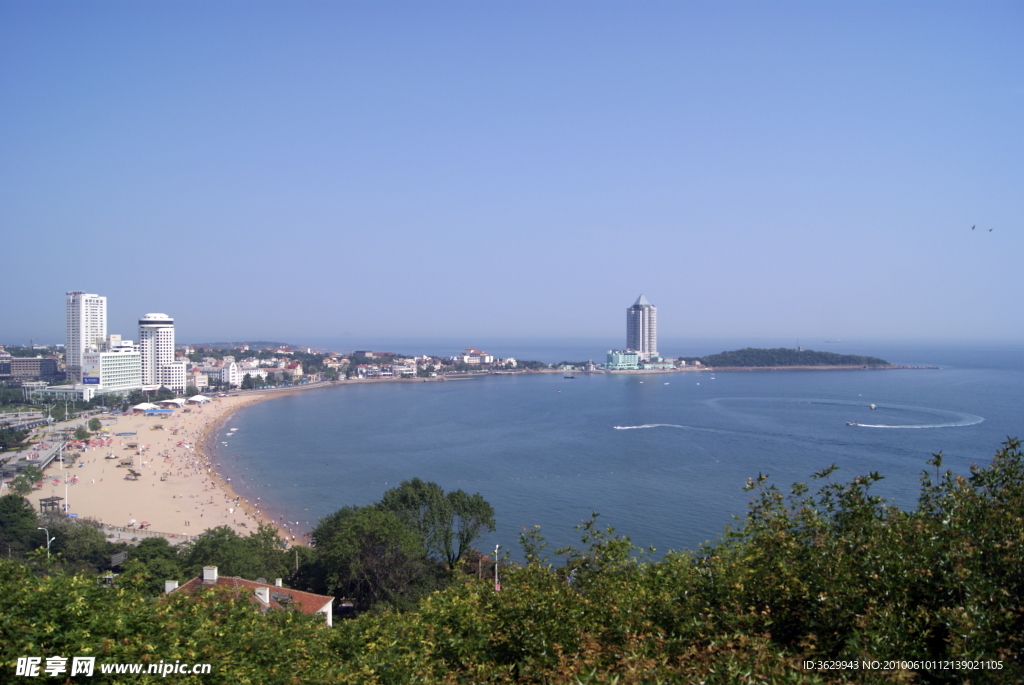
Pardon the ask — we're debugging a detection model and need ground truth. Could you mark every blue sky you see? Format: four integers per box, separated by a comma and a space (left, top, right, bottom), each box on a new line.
2, 2, 1022, 345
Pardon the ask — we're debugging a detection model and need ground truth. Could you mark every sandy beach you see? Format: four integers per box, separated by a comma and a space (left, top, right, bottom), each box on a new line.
33, 386, 327, 546
28, 374, 503, 546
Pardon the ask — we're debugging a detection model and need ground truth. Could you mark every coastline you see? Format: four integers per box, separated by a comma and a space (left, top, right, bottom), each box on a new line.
604, 364, 934, 374
699, 364, 936, 372
33, 363, 933, 547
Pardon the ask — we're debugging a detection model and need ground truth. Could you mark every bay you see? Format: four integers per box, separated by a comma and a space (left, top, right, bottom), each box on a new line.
214, 341, 1024, 557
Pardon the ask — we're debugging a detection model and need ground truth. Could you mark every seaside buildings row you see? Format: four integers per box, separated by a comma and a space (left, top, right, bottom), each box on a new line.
15, 292, 322, 403
6, 292, 684, 398
23, 292, 189, 402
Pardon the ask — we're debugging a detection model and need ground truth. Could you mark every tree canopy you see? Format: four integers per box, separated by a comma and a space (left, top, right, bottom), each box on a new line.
692, 347, 890, 367
1, 441, 1022, 682
377, 478, 496, 569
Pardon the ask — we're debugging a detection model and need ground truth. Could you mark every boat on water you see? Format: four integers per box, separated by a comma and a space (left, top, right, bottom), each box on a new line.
564, 375, 575, 379
870, 404, 877, 410
846, 421, 858, 426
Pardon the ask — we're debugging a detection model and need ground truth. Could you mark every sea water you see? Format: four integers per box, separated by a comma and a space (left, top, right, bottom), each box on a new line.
215, 342, 1023, 557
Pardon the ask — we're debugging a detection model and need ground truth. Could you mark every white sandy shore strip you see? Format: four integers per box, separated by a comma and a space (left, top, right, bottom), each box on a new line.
35, 387, 329, 544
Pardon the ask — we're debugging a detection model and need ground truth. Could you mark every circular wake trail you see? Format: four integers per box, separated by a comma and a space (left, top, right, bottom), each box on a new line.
853, 416, 984, 429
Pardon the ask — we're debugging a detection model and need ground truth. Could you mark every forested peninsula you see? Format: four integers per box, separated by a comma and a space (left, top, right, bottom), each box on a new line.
687, 347, 890, 368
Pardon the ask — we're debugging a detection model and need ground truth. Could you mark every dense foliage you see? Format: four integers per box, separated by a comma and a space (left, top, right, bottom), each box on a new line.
0, 424, 30, 451
297, 479, 495, 612
2, 441, 1022, 683
694, 347, 890, 368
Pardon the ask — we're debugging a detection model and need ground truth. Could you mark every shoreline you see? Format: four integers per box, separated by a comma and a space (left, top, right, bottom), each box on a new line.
34, 382, 334, 547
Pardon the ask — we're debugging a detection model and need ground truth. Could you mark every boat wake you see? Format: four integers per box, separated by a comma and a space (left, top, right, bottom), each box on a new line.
614, 423, 691, 430
853, 415, 984, 429
705, 397, 985, 430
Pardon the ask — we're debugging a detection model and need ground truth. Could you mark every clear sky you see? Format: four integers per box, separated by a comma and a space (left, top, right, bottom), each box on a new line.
2, 2, 1021, 345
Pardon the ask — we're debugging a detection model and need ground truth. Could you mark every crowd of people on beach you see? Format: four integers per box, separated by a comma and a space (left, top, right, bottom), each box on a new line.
36, 398, 299, 546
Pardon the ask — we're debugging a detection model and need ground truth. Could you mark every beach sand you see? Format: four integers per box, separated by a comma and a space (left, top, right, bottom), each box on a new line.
34, 387, 324, 545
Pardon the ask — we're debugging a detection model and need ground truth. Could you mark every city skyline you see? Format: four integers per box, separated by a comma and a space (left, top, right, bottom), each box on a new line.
2, 4, 1022, 343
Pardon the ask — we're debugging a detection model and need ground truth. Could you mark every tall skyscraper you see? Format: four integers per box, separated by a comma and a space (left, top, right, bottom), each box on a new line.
139, 313, 185, 391
66, 292, 107, 383
626, 294, 658, 360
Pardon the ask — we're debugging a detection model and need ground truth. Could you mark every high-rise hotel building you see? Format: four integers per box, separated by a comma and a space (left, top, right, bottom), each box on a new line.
626, 294, 658, 360
66, 292, 107, 383
139, 313, 186, 392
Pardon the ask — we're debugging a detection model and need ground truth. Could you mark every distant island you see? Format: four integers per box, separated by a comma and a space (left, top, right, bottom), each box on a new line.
682, 347, 891, 368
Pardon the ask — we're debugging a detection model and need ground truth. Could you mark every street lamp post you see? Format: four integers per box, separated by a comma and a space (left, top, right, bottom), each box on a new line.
493, 544, 501, 591
37, 527, 54, 559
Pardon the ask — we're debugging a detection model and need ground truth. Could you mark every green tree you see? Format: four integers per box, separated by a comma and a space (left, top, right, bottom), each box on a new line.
8, 474, 34, 497
442, 489, 496, 569
38, 514, 110, 573
378, 478, 496, 569
0, 494, 42, 555
0, 425, 29, 451
88, 417, 102, 432
307, 505, 439, 612
118, 538, 188, 595
73, 425, 90, 440
8, 465, 44, 497
183, 523, 290, 581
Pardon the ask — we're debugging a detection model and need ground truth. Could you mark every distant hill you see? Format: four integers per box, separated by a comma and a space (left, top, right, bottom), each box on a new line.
186, 341, 295, 351
691, 348, 889, 368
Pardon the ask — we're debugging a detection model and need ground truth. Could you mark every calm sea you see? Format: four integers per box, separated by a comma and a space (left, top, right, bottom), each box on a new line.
214, 340, 1024, 558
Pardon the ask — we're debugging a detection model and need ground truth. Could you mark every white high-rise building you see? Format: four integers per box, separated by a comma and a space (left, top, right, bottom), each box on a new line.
139, 313, 186, 392
66, 292, 107, 383
626, 294, 658, 361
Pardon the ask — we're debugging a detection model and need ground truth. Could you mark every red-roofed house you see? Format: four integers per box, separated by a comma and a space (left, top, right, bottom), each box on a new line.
167, 566, 334, 626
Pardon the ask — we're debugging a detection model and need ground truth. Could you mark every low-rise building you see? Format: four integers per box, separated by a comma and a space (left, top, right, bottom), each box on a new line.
391, 363, 416, 377
157, 360, 187, 393
459, 348, 494, 365
606, 350, 640, 370
355, 364, 380, 378
3, 356, 60, 380
221, 361, 242, 388
167, 566, 334, 626
81, 340, 143, 394
187, 371, 209, 391
23, 383, 96, 402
